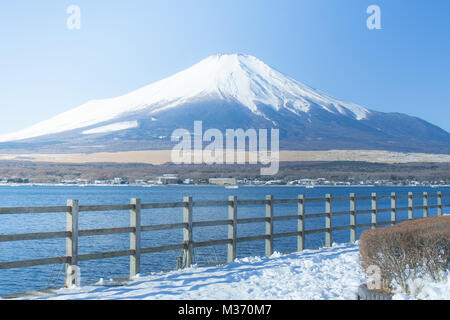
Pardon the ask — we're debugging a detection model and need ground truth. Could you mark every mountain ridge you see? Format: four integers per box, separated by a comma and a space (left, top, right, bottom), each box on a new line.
0, 53, 449, 154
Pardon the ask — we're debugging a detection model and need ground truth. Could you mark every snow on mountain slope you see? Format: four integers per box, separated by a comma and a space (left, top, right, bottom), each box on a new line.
81, 121, 139, 135
0, 54, 371, 143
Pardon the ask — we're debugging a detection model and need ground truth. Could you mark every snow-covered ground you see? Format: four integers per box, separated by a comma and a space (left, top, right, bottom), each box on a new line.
11, 242, 450, 300
392, 274, 450, 300
17, 243, 365, 300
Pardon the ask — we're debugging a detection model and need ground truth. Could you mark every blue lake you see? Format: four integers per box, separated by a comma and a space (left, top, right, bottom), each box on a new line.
0, 185, 448, 296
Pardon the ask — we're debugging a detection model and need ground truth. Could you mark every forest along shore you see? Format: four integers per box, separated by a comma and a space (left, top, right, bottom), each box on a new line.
0, 160, 449, 184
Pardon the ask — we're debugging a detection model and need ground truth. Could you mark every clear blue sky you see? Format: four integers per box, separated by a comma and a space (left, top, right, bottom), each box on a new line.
0, 0, 449, 133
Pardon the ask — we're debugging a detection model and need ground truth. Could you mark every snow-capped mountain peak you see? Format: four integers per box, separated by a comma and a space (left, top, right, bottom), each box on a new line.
0, 54, 371, 143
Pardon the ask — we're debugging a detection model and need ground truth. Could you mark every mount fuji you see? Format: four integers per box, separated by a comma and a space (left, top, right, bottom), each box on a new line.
0, 54, 449, 154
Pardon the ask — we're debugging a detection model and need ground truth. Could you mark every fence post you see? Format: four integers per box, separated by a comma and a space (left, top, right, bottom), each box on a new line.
408, 192, 414, 220
391, 192, 397, 225
423, 192, 429, 218
371, 193, 377, 229
349, 193, 356, 243
183, 196, 193, 268
297, 195, 305, 251
265, 195, 274, 256
437, 191, 443, 216
130, 198, 141, 278
325, 194, 332, 247
227, 196, 237, 263
65, 199, 79, 287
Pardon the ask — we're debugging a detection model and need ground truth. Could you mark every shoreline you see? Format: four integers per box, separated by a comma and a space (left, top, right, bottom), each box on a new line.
0, 183, 448, 188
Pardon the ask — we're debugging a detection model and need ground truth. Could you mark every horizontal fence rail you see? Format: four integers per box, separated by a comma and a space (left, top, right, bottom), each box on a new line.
0, 191, 449, 288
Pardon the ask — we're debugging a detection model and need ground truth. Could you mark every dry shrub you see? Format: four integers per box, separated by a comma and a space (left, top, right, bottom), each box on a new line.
359, 216, 450, 296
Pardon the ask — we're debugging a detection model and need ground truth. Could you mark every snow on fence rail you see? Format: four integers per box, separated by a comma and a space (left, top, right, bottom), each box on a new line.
0, 191, 448, 287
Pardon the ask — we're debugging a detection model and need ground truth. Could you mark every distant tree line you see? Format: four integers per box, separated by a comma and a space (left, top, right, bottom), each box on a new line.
0, 160, 449, 184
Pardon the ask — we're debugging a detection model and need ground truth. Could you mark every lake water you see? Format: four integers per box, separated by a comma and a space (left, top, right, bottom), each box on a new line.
0, 185, 448, 296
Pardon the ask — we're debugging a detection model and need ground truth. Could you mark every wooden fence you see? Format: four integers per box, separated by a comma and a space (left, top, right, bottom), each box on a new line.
0, 191, 448, 287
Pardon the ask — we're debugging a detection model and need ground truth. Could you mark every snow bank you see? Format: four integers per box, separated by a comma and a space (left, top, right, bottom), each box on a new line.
393, 271, 450, 300
22, 243, 364, 300
13, 242, 449, 300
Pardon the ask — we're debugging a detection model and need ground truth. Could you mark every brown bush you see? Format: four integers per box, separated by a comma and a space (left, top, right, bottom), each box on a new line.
359, 216, 450, 296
